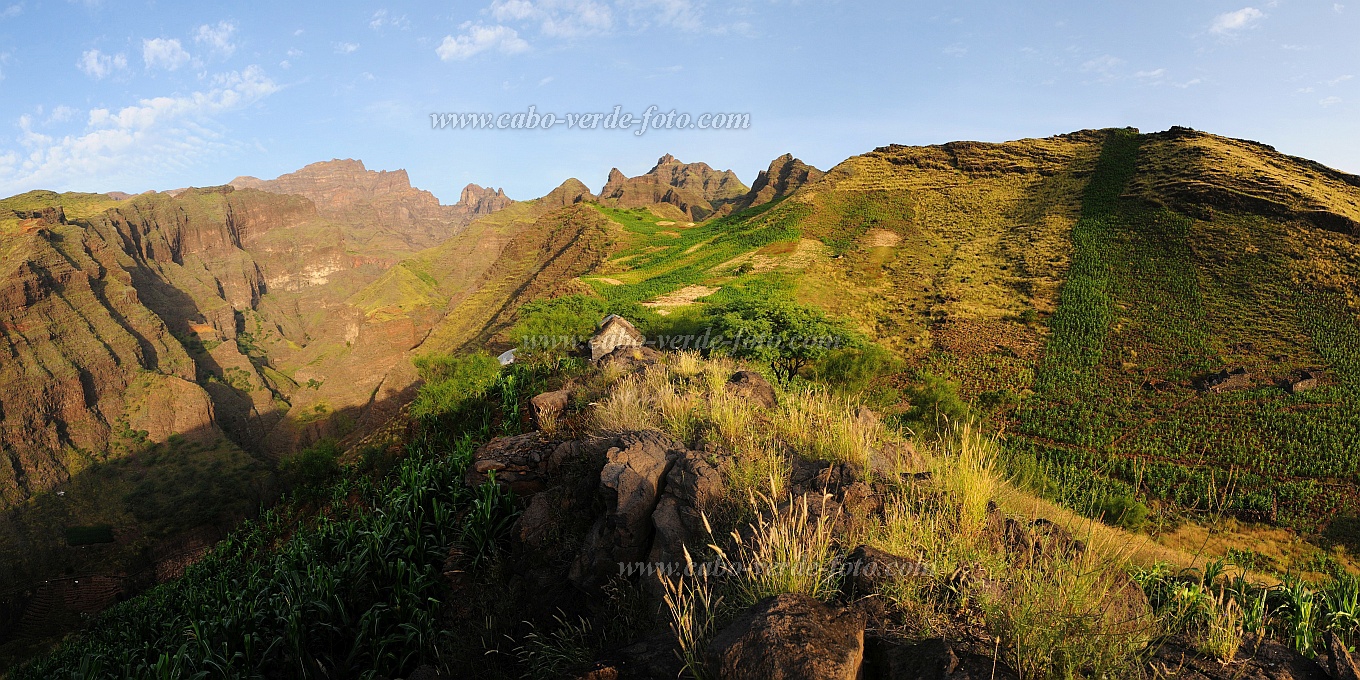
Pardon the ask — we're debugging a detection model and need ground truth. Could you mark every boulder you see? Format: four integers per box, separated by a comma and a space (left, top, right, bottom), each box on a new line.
841, 480, 883, 518
790, 457, 860, 496
725, 370, 778, 408
862, 638, 1014, 680
598, 345, 663, 373
843, 544, 932, 597
1288, 370, 1321, 394
585, 631, 685, 679
705, 593, 866, 680
529, 389, 570, 428
1327, 632, 1360, 680
463, 432, 558, 496
1001, 517, 1086, 565
569, 431, 686, 588
647, 449, 726, 569
589, 315, 647, 361
1202, 367, 1252, 393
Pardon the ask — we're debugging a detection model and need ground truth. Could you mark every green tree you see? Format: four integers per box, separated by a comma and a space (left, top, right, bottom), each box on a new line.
707, 295, 853, 383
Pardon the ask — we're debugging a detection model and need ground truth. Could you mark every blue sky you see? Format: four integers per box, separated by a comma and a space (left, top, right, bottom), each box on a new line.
1, 1, 1356, 202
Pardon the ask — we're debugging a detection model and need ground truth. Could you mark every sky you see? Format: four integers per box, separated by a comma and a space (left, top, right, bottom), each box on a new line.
0, 0, 1356, 203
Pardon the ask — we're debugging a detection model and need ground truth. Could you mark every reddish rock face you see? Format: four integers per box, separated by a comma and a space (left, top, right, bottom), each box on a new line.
732, 153, 824, 211
231, 159, 513, 251
598, 154, 749, 220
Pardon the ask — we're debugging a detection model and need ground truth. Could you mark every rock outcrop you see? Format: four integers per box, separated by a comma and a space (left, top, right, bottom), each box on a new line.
569, 431, 686, 588
732, 153, 824, 211
598, 154, 748, 221
725, 370, 778, 408
588, 315, 647, 361
705, 593, 867, 680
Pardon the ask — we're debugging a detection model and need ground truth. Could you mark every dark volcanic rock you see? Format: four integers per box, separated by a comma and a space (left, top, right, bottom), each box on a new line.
725, 370, 777, 408
706, 593, 866, 680
863, 637, 1015, 680
647, 448, 725, 570
569, 431, 686, 589
464, 432, 558, 495
529, 389, 570, 428
843, 544, 932, 597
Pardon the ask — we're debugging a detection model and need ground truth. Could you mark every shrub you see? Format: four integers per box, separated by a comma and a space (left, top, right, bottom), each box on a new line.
411, 352, 503, 421
281, 438, 342, 486
1098, 493, 1150, 532
706, 291, 855, 383
902, 372, 971, 432
808, 344, 902, 403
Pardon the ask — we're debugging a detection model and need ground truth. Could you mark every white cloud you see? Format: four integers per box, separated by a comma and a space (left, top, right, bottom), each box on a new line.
1175, 78, 1203, 88
0, 66, 279, 194
370, 9, 410, 30
490, 0, 613, 37
436, 23, 529, 60
77, 49, 127, 79
142, 38, 191, 70
46, 105, 76, 124
1336, 3, 1345, 12
943, 44, 967, 56
1328, 74, 1354, 85
1320, 96, 1343, 106
1081, 54, 1124, 77
1134, 68, 1166, 80
0, 4, 21, 18
194, 21, 237, 57
617, 0, 704, 32
1210, 7, 1265, 35
334, 42, 360, 54
538, 75, 553, 85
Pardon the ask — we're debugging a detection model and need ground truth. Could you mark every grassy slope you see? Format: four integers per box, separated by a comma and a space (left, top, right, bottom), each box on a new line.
999, 130, 1360, 536
547, 129, 1360, 554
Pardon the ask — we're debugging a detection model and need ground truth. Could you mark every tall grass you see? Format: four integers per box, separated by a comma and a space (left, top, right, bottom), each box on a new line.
588, 352, 907, 500
981, 557, 1155, 680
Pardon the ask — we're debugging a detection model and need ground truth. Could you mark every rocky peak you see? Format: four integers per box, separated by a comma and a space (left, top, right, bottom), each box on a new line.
599, 155, 749, 220
456, 183, 513, 217
541, 178, 597, 208
735, 153, 824, 210
602, 168, 628, 195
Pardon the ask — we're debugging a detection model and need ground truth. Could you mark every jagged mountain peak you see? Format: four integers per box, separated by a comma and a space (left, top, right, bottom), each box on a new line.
733, 153, 824, 211
599, 155, 748, 220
